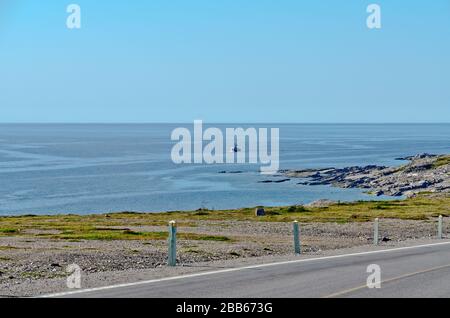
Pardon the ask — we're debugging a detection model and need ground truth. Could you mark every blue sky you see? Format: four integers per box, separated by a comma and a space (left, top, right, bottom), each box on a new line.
0, 0, 449, 123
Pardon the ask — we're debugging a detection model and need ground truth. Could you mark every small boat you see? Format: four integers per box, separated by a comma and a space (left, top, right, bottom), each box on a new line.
231, 144, 241, 153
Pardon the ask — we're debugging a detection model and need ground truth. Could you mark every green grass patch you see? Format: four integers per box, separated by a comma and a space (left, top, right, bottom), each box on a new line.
0, 245, 20, 250
193, 235, 231, 242
0, 228, 19, 234
286, 206, 309, 213
0, 193, 448, 241
183, 248, 200, 254
33, 228, 232, 242
432, 155, 450, 168
194, 211, 210, 216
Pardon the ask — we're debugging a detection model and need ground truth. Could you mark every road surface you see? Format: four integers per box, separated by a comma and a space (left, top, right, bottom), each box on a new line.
48, 241, 450, 298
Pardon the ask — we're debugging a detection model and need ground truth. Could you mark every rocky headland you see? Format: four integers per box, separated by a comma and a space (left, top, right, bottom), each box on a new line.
284, 153, 450, 197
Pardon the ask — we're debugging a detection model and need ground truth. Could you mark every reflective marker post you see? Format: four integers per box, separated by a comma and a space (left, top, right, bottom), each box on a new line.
293, 221, 301, 255
374, 218, 379, 246
168, 220, 177, 266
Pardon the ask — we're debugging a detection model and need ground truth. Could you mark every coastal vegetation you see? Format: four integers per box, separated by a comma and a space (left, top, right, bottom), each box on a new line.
0, 193, 448, 241
432, 155, 450, 168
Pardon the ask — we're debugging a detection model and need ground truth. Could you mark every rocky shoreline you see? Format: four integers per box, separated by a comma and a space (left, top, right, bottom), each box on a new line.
283, 153, 450, 197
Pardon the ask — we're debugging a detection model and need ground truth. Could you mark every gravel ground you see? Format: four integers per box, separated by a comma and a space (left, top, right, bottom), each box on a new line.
0, 218, 448, 297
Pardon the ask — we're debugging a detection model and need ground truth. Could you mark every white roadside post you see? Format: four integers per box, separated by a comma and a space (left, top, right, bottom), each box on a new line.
293, 221, 301, 255
438, 215, 443, 239
374, 218, 379, 246
168, 220, 177, 266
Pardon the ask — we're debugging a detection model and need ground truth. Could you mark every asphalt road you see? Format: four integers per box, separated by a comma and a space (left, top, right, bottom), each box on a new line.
50, 241, 450, 298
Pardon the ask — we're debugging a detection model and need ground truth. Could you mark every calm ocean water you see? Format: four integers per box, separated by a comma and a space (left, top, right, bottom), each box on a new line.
0, 124, 448, 215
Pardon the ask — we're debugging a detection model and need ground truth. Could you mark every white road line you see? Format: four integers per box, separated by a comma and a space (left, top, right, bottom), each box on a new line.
41, 240, 450, 298
323, 263, 450, 298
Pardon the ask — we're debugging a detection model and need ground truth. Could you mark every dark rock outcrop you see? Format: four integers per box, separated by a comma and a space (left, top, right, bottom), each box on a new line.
285, 154, 450, 198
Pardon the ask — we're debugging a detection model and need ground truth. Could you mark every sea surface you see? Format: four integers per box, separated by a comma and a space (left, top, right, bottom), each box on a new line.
0, 124, 449, 215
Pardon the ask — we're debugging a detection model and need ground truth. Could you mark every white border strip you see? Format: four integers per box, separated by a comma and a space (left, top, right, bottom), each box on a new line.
41, 240, 450, 298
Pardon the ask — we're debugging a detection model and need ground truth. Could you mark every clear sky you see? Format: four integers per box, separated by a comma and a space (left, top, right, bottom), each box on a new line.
0, 0, 449, 123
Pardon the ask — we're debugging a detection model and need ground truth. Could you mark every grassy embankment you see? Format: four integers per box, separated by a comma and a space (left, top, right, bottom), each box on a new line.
0, 194, 448, 242
433, 156, 450, 168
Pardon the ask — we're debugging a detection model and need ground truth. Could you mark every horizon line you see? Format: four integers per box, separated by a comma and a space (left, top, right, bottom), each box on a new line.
0, 122, 450, 125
